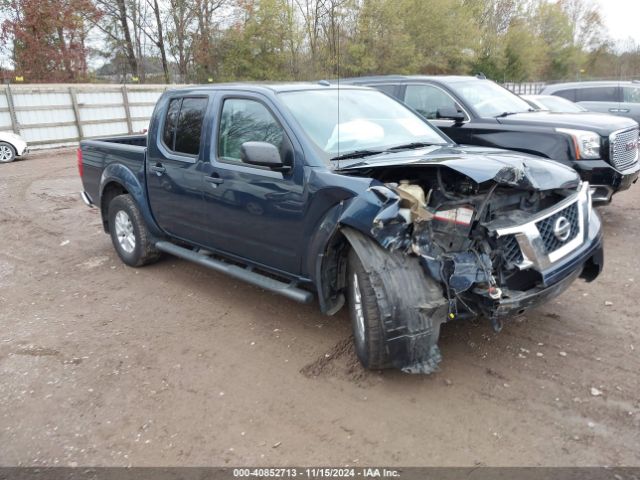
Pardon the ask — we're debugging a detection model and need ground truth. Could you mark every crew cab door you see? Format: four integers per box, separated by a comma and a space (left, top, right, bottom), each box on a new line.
201, 93, 305, 274
146, 95, 211, 245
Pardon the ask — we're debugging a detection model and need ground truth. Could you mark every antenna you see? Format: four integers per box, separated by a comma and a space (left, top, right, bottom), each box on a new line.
337, 28, 341, 169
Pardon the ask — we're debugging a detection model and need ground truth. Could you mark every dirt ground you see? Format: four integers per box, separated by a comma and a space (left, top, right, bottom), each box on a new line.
0, 148, 639, 467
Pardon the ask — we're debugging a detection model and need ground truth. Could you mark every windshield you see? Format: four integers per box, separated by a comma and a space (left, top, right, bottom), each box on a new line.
449, 80, 533, 117
278, 88, 449, 158
538, 96, 587, 113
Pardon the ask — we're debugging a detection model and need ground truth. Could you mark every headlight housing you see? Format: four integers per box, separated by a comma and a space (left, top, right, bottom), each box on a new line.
556, 128, 601, 159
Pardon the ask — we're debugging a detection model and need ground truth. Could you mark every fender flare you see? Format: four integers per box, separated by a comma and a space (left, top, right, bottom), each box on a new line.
341, 227, 448, 373
100, 163, 163, 238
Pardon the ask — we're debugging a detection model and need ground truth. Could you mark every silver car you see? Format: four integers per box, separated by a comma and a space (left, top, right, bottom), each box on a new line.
540, 81, 640, 123
521, 95, 588, 113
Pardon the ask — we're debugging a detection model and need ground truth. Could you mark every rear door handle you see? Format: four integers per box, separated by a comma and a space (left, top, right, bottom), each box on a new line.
205, 175, 224, 185
150, 164, 166, 175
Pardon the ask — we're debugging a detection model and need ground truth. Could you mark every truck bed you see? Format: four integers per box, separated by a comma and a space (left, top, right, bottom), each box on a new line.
80, 134, 148, 206
95, 134, 148, 148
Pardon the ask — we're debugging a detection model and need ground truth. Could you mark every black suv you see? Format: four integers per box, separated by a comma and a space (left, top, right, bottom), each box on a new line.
341, 75, 640, 204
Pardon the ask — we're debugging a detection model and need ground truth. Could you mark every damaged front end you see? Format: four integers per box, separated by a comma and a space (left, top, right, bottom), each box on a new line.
336, 154, 603, 373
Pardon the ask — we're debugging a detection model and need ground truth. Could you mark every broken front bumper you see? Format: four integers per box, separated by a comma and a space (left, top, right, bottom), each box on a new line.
489, 227, 602, 318
488, 182, 603, 318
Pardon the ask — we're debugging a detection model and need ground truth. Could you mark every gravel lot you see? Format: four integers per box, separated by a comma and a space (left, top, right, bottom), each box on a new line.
0, 149, 639, 467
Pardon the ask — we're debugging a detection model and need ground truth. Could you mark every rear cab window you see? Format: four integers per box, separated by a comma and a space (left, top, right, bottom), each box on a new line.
162, 96, 208, 157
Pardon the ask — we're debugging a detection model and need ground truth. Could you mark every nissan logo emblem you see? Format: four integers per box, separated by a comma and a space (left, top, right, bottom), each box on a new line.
553, 216, 571, 242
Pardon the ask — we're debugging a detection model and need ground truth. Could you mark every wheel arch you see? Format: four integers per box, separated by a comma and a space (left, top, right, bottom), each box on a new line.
0, 140, 17, 162
309, 186, 406, 315
99, 163, 162, 237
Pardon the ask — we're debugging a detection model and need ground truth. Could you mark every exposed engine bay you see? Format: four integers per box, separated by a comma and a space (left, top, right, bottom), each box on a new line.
371, 167, 577, 320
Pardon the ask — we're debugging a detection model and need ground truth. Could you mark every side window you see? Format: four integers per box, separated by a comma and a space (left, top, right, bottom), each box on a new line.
554, 89, 576, 101
174, 98, 208, 155
161, 97, 208, 156
404, 84, 460, 119
576, 87, 618, 102
218, 98, 285, 162
162, 98, 181, 150
623, 86, 640, 103
374, 84, 400, 99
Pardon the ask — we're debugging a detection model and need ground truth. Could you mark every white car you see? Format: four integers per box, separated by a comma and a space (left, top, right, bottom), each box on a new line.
0, 131, 28, 163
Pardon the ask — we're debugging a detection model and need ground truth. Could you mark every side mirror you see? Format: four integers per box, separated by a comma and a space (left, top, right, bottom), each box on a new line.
436, 107, 465, 123
240, 141, 284, 169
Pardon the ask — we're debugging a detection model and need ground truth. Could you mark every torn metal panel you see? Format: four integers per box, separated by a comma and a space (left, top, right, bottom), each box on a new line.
445, 252, 493, 294
341, 184, 412, 251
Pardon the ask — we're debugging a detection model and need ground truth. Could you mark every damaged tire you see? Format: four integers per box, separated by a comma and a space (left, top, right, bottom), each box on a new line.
108, 194, 161, 267
345, 229, 448, 373
348, 249, 392, 369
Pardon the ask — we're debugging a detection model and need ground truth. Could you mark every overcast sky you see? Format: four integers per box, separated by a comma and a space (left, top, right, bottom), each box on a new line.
598, 0, 640, 47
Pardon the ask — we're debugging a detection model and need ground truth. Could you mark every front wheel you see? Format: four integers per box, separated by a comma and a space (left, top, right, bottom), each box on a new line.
108, 194, 160, 267
0, 142, 16, 163
347, 249, 391, 369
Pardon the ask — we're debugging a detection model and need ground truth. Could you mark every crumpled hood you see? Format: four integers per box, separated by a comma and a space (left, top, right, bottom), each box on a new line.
496, 111, 638, 135
335, 145, 580, 191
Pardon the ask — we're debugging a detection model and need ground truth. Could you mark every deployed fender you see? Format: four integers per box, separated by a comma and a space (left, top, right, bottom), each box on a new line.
342, 227, 448, 373
100, 163, 163, 238
309, 179, 405, 315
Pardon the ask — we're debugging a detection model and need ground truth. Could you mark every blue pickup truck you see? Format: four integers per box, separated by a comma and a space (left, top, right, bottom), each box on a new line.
79, 83, 604, 373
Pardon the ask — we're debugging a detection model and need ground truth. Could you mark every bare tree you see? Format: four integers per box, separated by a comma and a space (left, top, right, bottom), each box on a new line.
167, 0, 197, 82
115, 0, 140, 78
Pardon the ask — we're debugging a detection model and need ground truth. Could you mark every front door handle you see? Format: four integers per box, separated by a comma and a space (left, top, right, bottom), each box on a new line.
150, 164, 166, 175
205, 176, 224, 185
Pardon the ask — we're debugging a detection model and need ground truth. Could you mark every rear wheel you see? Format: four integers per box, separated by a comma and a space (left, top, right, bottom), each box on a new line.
0, 142, 16, 163
347, 249, 391, 369
108, 194, 160, 267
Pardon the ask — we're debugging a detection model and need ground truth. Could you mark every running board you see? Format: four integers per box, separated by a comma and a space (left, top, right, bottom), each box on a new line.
155, 241, 314, 304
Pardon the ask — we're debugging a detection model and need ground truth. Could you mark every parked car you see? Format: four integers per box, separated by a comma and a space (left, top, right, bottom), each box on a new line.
79, 83, 603, 373
540, 80, 640, 123
340, 75, 639, 204
0, 131, 28, 163
521, 95, 588, 113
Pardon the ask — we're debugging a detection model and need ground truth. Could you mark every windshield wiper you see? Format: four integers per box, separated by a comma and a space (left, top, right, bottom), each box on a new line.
495, 109, 535, 118
385, 142, 438, 151
329, 149, 384, 161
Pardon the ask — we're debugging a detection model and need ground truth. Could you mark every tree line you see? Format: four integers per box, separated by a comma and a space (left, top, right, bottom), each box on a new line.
1, 0, 639, 84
